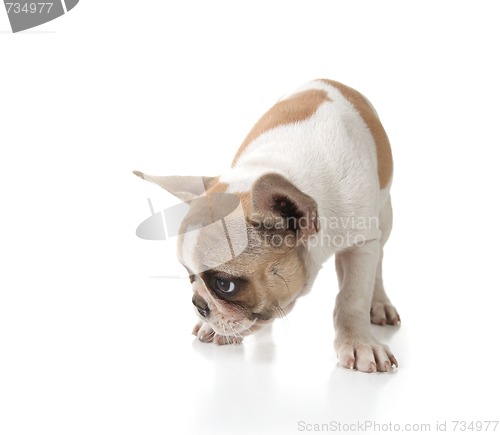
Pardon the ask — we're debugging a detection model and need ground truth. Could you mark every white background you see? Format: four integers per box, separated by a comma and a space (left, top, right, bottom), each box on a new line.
1, 1, 500, 434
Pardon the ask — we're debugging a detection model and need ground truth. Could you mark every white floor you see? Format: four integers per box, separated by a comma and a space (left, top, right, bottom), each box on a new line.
133, 254, 500, 435
3, 195, 499, 435
2, 159, 499, 435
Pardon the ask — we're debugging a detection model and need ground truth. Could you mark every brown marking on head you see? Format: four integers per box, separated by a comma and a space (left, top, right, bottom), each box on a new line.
180, 211, 308, 334
205, 180, 228, 194
320, 79, 394, 189
201, 181, 230, 224
235, 191, 252, 214
178, 174, 314, 337
132, 171, 219, 201
232, 89, 333, 166
192, 221, 307, 328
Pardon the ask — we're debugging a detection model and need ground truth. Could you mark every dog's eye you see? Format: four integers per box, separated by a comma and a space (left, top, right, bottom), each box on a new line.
215, 277, 236, 293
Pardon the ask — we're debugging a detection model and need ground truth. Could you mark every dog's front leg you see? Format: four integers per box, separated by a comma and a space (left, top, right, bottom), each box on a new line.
333, 240, 397, 372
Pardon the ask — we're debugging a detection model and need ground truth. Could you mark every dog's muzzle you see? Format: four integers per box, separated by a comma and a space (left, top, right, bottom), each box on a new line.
192, 294, 210, 318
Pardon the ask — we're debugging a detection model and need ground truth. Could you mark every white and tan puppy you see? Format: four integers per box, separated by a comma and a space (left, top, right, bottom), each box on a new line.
134, 79, 400, 372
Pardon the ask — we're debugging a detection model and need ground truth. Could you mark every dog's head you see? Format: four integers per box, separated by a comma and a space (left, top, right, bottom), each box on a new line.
134, 171, 319, 339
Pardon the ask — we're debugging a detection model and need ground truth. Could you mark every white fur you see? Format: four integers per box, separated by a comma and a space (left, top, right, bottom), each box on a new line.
221, 80, 382, 264
219, 79, 398, 372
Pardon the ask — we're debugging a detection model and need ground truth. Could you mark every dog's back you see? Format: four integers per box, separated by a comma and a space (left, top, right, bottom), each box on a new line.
222, 78, 393, 258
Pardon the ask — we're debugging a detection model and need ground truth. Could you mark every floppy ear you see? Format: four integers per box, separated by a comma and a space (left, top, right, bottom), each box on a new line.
133, 170, 216, 202
251, 173, 319, 237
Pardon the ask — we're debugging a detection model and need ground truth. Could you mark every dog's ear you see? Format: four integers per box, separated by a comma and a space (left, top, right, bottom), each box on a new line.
133, 171, 216, 201
251, 173, 319, 238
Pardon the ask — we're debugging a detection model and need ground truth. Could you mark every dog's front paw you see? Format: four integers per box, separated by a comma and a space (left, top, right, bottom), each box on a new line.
370, 301, 400, 326
335, 334, 398, 373
192, 321, 243, 345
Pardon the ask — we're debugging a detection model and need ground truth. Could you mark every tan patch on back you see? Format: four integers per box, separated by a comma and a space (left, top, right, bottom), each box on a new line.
232, 89, 332, 166
321, 79, 393, 189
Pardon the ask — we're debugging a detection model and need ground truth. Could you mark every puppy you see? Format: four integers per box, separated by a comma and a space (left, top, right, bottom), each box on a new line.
134, 79, 400, 372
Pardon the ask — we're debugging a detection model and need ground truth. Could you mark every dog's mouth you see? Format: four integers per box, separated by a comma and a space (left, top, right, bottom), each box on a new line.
221, 314, 281, 341
220, 320, 256, 338
207, 317, 258, 337
192, 293, 277, 333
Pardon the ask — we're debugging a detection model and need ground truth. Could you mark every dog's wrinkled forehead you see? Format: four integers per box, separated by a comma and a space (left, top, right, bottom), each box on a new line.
177, 193, 249, 274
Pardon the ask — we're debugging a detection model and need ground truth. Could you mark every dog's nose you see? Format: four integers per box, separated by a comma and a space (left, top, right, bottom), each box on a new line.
192, 294, 210, 318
